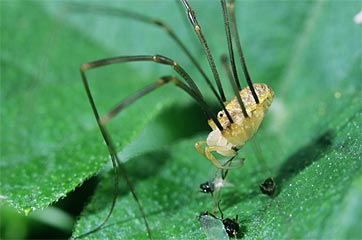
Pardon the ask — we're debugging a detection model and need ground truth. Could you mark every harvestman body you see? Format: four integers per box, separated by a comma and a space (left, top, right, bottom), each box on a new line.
196, 83, 273, 169
75, 0, 273, 238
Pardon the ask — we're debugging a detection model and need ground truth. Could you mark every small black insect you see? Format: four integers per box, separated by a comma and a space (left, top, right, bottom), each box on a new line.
199, 156, 238, 195
259, 177, 276, 196
198, 211, 240, 238
200, 180, 215, 194
222, 215, 240, 238
198, 202, 241, 238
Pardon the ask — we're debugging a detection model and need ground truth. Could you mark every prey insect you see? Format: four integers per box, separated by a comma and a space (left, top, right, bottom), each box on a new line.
198, 202, 241, 239
75, 0, 273, 238
199, 157, 242, 212
259, 177, 276, 196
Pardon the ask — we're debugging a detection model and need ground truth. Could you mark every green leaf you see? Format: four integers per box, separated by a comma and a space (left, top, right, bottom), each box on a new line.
1, 0, 361, 239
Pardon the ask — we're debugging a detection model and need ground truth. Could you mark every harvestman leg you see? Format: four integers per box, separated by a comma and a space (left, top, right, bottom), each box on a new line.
75, 0, 268, 237
77, 54, 224, 239
181, 0, 261, 114
221, 0, 273, 173
68, 3, 234, 124
179, 0, 271, 173
227, 0, 260, 103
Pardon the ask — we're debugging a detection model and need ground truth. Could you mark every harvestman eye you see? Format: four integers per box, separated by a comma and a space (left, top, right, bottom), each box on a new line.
74, 0, 273, 238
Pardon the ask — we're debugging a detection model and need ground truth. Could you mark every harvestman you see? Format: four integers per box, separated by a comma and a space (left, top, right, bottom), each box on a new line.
75, 0, 274, 238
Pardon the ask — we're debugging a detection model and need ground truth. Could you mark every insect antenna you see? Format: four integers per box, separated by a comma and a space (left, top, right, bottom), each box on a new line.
227, 0, 260, 104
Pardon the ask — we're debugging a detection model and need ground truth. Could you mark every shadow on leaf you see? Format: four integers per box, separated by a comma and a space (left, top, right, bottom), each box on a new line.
274, 130, 334, 195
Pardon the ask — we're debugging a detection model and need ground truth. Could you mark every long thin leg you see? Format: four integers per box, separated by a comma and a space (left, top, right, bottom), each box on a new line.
220, 0, 249, 118
101, 75, 216, 127
228, 0, 260, 104
220, 0, 241, 92
180, 0, 227, 103
220, 54, 249, 118
77, 52, 227, 237
76, 69, 151, 239
180, 0, 236, 123
251, 141, 271, 176
81, 54, 223, 130
66, 3, 234, 124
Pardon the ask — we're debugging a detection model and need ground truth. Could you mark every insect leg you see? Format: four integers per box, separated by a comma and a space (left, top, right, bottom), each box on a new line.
195, 140, 207, 155
220, 0, 249, 118
78, 63, 153, 240
220, 54, 248, 118
78, 52, 228, 237
82, 54, 223, 130
181, 0, 236, 123
204, 146, 238, 169
67, 3, 233, 124
227, 0, 260, 104
180, 0, 227, 104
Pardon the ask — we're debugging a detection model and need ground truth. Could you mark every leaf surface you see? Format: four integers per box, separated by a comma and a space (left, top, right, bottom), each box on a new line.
1, 0, 361, 239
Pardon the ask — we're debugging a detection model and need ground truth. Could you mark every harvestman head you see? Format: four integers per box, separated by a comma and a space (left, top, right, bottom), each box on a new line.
75, 0, 273, 238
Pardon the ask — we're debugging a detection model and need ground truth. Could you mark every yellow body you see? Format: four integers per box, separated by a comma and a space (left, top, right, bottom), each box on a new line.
196, 83, 274, 169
